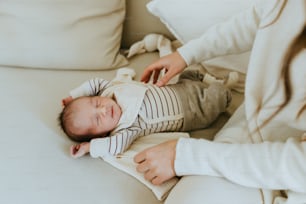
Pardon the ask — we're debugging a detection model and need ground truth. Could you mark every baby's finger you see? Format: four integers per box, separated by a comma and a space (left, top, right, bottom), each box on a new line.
70, 145, 79, 156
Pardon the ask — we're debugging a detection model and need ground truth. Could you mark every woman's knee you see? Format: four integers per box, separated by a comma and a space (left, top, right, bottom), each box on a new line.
165, 175, 263, 204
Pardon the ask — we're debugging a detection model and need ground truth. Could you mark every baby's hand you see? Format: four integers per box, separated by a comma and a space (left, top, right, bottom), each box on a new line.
70, 142, 90, 158
62, 96, 73, 106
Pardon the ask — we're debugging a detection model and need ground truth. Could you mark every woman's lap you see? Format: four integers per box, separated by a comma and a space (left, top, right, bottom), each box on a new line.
165, 175, 263, 204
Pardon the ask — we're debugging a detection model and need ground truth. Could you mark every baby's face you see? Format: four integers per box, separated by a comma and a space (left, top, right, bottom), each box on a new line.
70, 96, 122, 137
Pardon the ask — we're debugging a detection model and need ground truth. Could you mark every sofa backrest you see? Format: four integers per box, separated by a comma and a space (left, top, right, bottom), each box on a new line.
121, 0, 175, 49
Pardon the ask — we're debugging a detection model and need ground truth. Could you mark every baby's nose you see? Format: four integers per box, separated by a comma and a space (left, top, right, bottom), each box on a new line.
99, 107, 107, 115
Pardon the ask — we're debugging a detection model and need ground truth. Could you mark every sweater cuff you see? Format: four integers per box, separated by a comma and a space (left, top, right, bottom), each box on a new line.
89, 138, 110, 158
175, 137, 204, 175
174, 137, 219, 177
177, 46, 193, 66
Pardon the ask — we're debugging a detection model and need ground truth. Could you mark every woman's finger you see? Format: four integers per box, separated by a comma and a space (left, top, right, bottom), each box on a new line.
156, 71, 174, 87
144, 169, 157, 182
141, 62, 163, 83
136, 160, 150, 173
134, 151, 146, 163
153, 70, 161, 84
151, 176, 165, 186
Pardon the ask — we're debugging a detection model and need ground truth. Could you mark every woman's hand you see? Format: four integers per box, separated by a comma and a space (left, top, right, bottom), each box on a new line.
141, 51, 187, 87
134, 139, 178, 185
62, 96, 73, 106
70, 142, 90, 158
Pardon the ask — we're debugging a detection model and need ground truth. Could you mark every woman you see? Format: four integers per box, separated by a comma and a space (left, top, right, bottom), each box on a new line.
134, 0, 306, 203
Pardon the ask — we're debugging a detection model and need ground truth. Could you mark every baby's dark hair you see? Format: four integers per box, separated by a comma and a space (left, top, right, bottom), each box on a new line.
58, 98, 102, 143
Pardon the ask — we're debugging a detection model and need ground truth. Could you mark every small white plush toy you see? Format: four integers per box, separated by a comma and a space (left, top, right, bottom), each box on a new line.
125, 33, 173, 58
111, 67, 136, 84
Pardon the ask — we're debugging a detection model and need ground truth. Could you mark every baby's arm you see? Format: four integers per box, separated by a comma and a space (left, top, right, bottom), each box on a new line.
61, 78, 110, 106
70, 78, 110, 98
63, 78, 110, 100
90, 127, 142, 158
70, 127, 142, 159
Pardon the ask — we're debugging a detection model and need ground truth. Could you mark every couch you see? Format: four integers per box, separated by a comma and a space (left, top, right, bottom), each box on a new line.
0, 0, 251, 203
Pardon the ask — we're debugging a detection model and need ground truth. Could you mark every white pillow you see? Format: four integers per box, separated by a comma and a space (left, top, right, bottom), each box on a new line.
147, 0, 254, 92
147, 0, 253, 43
0, 0, 128, 70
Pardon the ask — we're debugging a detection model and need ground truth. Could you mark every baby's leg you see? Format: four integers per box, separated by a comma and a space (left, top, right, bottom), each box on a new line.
206, 82, 232, 109
178, 82, 231, 131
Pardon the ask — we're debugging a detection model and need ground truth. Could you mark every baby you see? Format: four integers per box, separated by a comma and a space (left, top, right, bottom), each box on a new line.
58, 69, 231, 159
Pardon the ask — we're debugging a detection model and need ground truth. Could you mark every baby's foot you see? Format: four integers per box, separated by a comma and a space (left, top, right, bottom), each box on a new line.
208, 83, 232, 110
203, 71, 239, 90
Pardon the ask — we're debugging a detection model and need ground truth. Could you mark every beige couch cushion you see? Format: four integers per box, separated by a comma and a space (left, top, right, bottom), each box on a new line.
0, 0, 128, 70
121, 0, 175, 49
0, 52, 164, 204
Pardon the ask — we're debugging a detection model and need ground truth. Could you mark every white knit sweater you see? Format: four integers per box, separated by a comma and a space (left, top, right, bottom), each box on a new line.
176, 0, 306, 203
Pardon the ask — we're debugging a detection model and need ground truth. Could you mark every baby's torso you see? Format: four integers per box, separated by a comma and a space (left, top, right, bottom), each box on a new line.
136, 85, 184, 136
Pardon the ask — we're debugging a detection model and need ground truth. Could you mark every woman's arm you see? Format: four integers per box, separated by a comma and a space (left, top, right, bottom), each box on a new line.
135, 134, 306, 193
178, 3, 263, 66
141, 1, 266, 87
175, 136, 306, 193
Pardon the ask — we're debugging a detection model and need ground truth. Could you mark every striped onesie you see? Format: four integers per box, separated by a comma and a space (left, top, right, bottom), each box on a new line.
69, 70, 231, 157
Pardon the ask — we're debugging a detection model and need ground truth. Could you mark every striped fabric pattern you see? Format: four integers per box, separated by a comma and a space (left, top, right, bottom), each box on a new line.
107, 84, 184, 155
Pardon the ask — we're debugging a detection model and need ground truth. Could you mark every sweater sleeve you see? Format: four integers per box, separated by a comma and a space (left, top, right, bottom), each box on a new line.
175, 136, 306, 193
177, 3, 263, 66
90, 127, 142, 158
69, 78, 110, 98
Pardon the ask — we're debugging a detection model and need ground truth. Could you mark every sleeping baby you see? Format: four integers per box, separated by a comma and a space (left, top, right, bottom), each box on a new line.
58, 68, 231, 159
